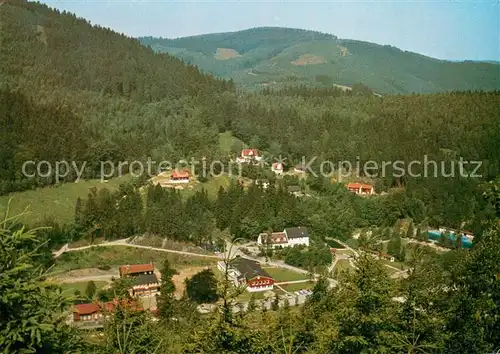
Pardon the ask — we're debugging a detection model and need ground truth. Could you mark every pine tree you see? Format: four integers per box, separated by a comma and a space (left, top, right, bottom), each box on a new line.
85, 280, 97, 300
157, 259, 178, 321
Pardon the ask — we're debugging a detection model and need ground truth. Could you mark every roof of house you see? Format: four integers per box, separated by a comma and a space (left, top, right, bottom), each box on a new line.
230, 256, 272, 281
259, 232, 288, 244
73, 299, 143, 315
133, 273, 159, 286
73, 303, 100, 315
242, 149, 259, 157
272, 162, 283, 169
347, 183, 373, 190
285, 226, 309, 239
119, 263, 154, 276
171, 170, 190, 179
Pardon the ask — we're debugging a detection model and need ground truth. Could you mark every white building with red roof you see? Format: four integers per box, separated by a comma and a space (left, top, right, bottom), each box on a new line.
168, 170, 190, 184
271, 162, 284, 175
236, 149, 262, 164
347, 183, 375, 195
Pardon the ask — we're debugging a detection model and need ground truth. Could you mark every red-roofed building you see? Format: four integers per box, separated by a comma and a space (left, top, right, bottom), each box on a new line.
119, 263, 155, 277
169, 170, 190, 184
347, 183, 374, 195
237, 148, 262, 164
272, 162, 284, 175
119, 263, 160, 297
70, 299, 144, 326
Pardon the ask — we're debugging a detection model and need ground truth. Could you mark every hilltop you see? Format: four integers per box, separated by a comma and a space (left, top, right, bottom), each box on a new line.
139, 27, 500, 94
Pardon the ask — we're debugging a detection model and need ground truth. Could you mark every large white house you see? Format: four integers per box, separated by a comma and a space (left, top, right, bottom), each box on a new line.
257, 227, 310, 248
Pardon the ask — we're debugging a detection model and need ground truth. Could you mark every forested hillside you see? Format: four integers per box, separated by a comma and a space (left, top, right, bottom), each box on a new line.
0, 0, 234, 192
140, 27, 500, 93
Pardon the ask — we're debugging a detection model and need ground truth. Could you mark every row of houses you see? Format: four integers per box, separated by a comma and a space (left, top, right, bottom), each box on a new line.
70, 262, 161, 327
216, 227, 310, 293
257, 226, 310, 249
237, 149, 376, 195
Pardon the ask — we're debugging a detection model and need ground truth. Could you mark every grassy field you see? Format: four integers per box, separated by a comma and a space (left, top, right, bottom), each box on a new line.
263, 267, 309, 282
184, 174, 232, 199
52, 246, 218, 273
278, 281, 315, 293
237, 289, 268, 302
218, 131, 246, 155
0, 175, 132, 225
59, 281, 108, 297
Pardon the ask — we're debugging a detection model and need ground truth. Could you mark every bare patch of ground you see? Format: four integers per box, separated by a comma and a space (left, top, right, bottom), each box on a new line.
291, 54, 327, 66
35, 25, 47, 45
171, 266, 211, 299
214, 48, 241, 60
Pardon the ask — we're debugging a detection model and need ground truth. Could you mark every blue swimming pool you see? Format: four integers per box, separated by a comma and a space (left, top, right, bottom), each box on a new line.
427, 230, 472, 248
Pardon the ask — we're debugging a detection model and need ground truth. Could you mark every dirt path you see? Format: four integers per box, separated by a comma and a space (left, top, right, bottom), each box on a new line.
52, 239, 221, 260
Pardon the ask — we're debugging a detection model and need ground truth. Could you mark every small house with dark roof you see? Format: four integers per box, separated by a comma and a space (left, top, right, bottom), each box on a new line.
217, 256, 274, 292
130, 273, 161, 297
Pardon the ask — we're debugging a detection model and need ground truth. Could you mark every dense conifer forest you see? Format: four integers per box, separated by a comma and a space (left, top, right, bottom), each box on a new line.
0, 1, 499, 353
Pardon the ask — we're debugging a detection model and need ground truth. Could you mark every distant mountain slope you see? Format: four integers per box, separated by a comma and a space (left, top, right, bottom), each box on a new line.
139, 27, 500, 94
0, 0, 232, 101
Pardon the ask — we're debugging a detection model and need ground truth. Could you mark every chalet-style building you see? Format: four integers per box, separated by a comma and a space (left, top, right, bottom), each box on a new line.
119, 263, 161, 297
70, 299, 143, 327
272, 162, 284, 175
236, 149, 263, 164
347, 183, 375, 195
168, 170, 190, 184
217, 256, 274, 292
257, 226, 310, 248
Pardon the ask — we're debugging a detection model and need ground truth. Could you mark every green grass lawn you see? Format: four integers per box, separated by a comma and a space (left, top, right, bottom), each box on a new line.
0, 175, 132, 225
262, 267, 309, 282
59, 281, 108, 297
236, 290, 267, 302
51, 245, 217, 273
278, 281, 315, 293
